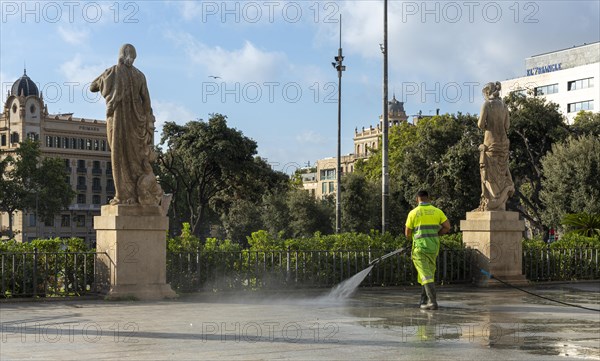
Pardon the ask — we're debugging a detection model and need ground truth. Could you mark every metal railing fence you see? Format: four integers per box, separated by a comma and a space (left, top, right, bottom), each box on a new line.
0, 248, 107, 298
523, 247, 600, 281
3, 246, 598, 297
167, 248, 474, 292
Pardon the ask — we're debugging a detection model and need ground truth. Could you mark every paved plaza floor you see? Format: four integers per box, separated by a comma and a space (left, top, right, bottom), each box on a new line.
1, 282, 599, 360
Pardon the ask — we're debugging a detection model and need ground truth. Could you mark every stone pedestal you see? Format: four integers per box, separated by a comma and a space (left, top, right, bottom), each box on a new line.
94, 205, 177, 300
460, 211, 528, 287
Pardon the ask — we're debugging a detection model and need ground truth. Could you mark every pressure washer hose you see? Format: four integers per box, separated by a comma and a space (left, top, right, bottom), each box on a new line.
480, 269, 600, 312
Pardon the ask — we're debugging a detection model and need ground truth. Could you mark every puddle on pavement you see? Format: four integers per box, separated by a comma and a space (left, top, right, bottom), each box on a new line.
345, 289, 600, 359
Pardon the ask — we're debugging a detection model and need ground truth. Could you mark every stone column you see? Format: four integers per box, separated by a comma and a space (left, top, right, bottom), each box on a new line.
94, 205, 177, 300
460, 211, 528, 287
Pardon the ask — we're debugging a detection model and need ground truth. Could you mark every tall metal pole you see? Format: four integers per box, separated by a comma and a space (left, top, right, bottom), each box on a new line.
332, 15, 345, 234
381, 0, 389, 233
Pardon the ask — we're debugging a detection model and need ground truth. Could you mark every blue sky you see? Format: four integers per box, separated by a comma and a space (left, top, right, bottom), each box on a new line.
1, 1, 598, 173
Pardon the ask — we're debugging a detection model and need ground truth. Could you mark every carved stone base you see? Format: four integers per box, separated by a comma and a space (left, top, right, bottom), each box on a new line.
94, 205, 177, 300
460, 211, 528, 287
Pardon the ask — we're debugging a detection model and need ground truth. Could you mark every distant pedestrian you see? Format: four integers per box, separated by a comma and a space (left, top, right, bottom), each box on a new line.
405, 190, 450, 310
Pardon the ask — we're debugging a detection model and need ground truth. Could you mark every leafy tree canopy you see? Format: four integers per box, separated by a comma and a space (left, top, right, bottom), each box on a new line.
0, 140, 74, 238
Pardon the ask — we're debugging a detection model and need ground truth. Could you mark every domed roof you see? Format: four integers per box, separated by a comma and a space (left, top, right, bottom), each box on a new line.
11, 69, 39, 97
388, 95, 406, 116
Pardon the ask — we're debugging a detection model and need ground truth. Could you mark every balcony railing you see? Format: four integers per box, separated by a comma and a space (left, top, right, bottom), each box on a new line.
76, 167, 87, 174
92, 168, 102, 176
76, 184, 87, 191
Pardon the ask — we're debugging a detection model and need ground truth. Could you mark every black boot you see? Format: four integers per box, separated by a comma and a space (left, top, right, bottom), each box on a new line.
420, 283, 438, 310
419, 286, 427, 306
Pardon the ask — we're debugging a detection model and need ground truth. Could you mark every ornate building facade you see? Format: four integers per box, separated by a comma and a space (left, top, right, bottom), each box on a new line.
310, 96, 409, 199
1, 70, 112, 243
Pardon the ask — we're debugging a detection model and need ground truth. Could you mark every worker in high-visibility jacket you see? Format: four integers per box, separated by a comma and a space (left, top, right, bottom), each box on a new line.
405, 190, 451, 310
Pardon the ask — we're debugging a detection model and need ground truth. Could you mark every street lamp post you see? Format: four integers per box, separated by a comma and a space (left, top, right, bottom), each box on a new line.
332, 15, 345, 234
381, 0, 389, 234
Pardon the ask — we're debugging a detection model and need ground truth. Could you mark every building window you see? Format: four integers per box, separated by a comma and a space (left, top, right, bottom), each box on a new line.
92, 195, 101, 205
61, 215, 70, 227
322, 182, 327, 194
70, 138, 77, 149
78, 138, 84, 150
55, 136, 61, 148
77, 176, 87, 191
329, 182, 335, 193
567, 100, 594, 113
534, 83, 558, 96
65, 160, 72, 178
101, 140, 106, 152
63, 137, 69, 149
46, 135, 53, 147
320, 169, 336, 181
29, 214, 37, 227
11, 132, 19, 144
86, 139, 92, 150
568, 78, 594, 91
75, 215, 86, 228
77, 194, 86, 204
92, 161, 101, 176
106, 178, 115, 193
77, 159, 87, 174
93, 139, 99, 151
1, 134, 6, 146
92, 177, 101, 192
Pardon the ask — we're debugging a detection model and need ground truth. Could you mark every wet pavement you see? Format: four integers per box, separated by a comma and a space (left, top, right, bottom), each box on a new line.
0, 282, 599, 360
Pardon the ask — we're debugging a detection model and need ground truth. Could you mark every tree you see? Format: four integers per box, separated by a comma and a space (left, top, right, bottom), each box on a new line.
157, 114, 289, 238
571, 111, 600, 137
540, 135, 600, 228
356, 113, 480, 231
0, 140, 75, 238
340, 173, 380, 233
285, 189, 334, 238
504, 92, 570, 235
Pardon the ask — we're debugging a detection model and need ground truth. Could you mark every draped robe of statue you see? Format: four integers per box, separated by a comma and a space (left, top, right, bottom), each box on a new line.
91, 46, 162, 206
476, 87, 515, 211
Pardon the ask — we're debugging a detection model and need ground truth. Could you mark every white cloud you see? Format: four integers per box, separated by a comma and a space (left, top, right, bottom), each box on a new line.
58, 54, 110, 85
167, 31, 287, 83
175, 1, 204, 21
295, 130, 327, 145
57, 25, 89, 45
317, 0, 598, 89
152, 100, 195, 129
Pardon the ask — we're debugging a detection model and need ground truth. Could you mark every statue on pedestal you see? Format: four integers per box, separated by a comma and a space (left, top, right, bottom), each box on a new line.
476, 81, 515, 211
91, 44, 163, 207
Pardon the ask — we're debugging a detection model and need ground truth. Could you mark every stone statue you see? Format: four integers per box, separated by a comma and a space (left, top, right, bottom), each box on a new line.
476, 81, 515, 211
91, 44, 163, 207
